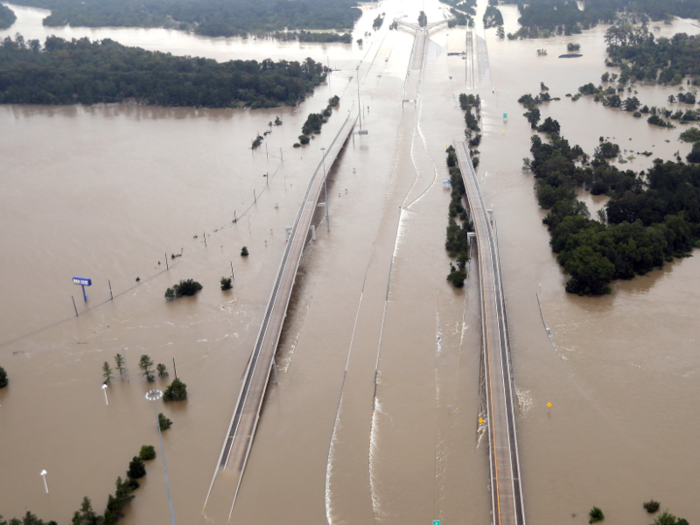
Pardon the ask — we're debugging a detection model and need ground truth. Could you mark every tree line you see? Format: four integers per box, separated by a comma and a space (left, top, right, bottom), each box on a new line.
0, 34, 327, 108
512, 0, 700, 39
8, 0, 362, 38
520, 97, 700, 295
605, 25, 700, 85
0, 446, 156, 525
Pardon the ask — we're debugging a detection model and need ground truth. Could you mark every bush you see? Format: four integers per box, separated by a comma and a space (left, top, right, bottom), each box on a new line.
686, 141, 700, 163
0, 366, 7, 388
241, 246, 249, 256
163, 378, 188, 401
127, 457, 146, 479
589, 506, 604, 523
644, 500, 660, 513
298, 134, 310, 145
139, 445, 156, 461
158, 413, 172, 431
165, 279, 203, 300
221, 277, 232, 290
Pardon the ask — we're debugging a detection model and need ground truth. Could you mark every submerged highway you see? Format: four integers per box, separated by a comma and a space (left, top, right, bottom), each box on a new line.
455, 142, 526, 525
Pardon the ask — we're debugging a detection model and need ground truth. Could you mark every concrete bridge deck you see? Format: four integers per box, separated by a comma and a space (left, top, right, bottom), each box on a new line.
455, 141, 526, 525
211, 112, 359, 513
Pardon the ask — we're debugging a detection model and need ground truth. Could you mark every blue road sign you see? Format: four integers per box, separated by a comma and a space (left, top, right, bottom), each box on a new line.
73, 277, 92, 301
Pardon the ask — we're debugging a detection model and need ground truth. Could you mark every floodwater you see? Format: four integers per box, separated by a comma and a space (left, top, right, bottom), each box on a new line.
0, 0, 699, 524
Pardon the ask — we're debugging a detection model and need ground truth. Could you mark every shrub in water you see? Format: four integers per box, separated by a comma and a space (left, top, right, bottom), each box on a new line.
644, 500, 660, 513
163, 378, 188, 401
127, 456, 146, 479
158, 413, 172, 431
0, 365, 7, 388
221, 277, 232, 291
589, 507, 604, 523
139, 445, 156, 461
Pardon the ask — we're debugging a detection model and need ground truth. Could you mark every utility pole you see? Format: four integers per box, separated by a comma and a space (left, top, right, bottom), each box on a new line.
357, 66, 362, 130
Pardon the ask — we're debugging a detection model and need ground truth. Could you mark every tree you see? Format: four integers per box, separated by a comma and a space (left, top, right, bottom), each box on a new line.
0, 366, 7, 388
651, 512, 689, 525
139, 355, 154, 382
686, 141, 700, 163
525, 107, 541, 129
537, 116, 560, 134
71, 497, 101, 525
139, 445, 156, 461
102, 362, 113, 385
166, 279, 203, 300
114, 354, 125, 376
163, 378, 188, 401
221, 276, 232, 290
127, 456, 146, 479
644, 500, 660, 513
158, 413, 172, 430
588, 506, 605, 523
156, 363, 168, 378
241, 246, 249, 256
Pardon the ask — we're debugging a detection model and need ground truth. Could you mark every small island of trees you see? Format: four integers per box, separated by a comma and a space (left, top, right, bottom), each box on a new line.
0, 35, 328, 108
8, 0, 362, 38
519, 91, 700, 295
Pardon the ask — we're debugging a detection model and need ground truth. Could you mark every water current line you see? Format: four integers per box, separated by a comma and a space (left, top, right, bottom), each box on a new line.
324, 25, 400, 525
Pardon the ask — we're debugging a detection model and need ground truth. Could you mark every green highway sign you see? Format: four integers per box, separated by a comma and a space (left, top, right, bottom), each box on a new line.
433, 521, 440, 525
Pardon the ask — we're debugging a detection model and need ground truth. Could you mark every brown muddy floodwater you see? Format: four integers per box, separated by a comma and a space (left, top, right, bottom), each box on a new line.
1, 1, 699, 524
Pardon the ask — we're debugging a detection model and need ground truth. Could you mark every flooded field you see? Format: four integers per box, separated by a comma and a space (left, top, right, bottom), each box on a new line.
1, 0, 699, 524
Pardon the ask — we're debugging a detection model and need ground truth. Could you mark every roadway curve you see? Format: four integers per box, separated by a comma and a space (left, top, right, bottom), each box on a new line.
454, 142, 526, 525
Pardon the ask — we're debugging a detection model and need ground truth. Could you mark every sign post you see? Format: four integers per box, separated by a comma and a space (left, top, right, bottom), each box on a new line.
73, 277, 92, 301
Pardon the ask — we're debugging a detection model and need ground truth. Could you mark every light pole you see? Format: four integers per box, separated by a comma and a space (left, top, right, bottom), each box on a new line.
145, 389, 176, 525
320, 147, 329, 232
102, 384, 109, 406
40, 470, 48, 493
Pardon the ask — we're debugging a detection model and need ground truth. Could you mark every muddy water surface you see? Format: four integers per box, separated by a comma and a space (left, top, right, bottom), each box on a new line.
1, 1, 700, 524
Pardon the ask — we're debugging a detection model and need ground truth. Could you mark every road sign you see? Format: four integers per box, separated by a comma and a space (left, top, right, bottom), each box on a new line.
73, 277, 92, 301
433, 521, 441, 525
503, 113, 508, 119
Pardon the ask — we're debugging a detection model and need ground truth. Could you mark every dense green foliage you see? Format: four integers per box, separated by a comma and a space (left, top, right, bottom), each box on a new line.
158, 412, 173, 430
515, 0, 700, 37
0, 512, 57, 525
589, 506, 605, 523
139, 445, 156, 461
165, 279, 203, 300
0, 5, 17, 30
444, 147, 473, 288
0, 366, 7, 388
483, 5, 504, 28
643, 500, 660, 513
127, 457, 146, 479
220, 276, 233, 290
460, 93, 482, 167
9, 0, 361, 37
418, 11, 427, 27
651, 511, 689, 525
373, 14, 384, 30
163, 378, 188, 401
274, 31, 352, 43
297, 95, 339, 146
0, 35, 327, 108
525, 124, 700, 295
606, 25, 700, 85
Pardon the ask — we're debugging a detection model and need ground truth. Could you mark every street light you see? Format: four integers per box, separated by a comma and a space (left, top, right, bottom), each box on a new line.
320, 147, 330, 232
145, 389, 176, 525
40, 470, 48, 494
102, 384, 109, 406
